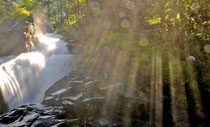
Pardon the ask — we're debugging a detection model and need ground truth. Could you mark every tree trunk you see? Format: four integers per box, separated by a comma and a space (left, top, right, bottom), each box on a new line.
162, 54, 173, 127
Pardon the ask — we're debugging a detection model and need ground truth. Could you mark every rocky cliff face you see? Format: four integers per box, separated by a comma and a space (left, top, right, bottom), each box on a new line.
0, 18, 26, 56
0, 16, 42, 56
0, 70, 149, 127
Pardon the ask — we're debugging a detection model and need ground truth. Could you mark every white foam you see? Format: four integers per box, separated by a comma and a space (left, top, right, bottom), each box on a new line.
0, 33, 73, 109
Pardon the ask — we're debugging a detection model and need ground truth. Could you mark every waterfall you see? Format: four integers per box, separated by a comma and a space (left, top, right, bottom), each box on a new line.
0, 33, 73, 109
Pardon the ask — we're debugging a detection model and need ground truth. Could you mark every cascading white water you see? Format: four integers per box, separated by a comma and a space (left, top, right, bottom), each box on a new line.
0, 33, 73, 109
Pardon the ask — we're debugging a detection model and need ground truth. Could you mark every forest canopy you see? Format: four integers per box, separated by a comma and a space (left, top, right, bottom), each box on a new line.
0, 0, 88, 28
0, 0, 209, 42
0, 0, 209, 126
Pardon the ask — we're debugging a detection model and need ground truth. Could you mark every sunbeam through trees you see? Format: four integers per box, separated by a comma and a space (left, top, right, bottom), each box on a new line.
0, 0, 209, 127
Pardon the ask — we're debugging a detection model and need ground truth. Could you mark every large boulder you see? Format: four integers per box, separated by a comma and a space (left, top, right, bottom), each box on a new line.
40, 70, 149, 127
0, 16, 40, 56
0, 18, 26, 56
0, 70, 150, 127
0, 104, 65, 127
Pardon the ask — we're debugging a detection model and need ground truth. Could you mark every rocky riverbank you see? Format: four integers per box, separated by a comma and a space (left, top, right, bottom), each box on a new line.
0, 69, 149, 127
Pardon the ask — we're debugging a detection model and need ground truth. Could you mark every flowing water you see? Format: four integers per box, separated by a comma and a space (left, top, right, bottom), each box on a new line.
0, 33, 73, 109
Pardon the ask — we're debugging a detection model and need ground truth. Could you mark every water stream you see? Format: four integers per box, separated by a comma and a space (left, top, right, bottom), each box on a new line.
0, 33, 73, 109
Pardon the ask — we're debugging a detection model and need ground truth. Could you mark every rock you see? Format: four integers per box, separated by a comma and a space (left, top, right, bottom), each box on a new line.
41, 70, 149, 126
0, 70, 149, 126
0, 18, 26, 56
31, 115, 64, 127
0, 104, 65, 127
0, 17, 39, 56
96, 118, 115, 127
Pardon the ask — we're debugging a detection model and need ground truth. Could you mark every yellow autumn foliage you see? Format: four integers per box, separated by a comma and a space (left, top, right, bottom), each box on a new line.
11, 3, 30, 21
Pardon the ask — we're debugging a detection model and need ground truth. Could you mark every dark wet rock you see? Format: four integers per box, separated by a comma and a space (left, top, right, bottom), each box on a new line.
0, 109, 26, 124
31, 115, 64, 127
0, 70, 149, 126
0, 104, 65, 127
41, 70, 149, 126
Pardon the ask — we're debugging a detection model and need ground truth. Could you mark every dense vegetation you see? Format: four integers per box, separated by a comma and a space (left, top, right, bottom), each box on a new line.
0, 0, 88, 28
0, 0, 209, 126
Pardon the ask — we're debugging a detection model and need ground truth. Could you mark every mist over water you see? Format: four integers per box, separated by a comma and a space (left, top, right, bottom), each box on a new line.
0, 33, 73, 109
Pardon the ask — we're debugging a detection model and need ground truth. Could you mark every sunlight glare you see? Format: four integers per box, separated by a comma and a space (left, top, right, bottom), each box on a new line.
124, 1, 135, 10
18, 52, 46, 69
92, 7, 101, 16
119, 12, 125, 19
121, 19, 130, 29
139, 38, 149, 47
37, 33, 58, 51
204, 44, 210, 53
192, 2, 200, 12
187, 56, 196, 63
